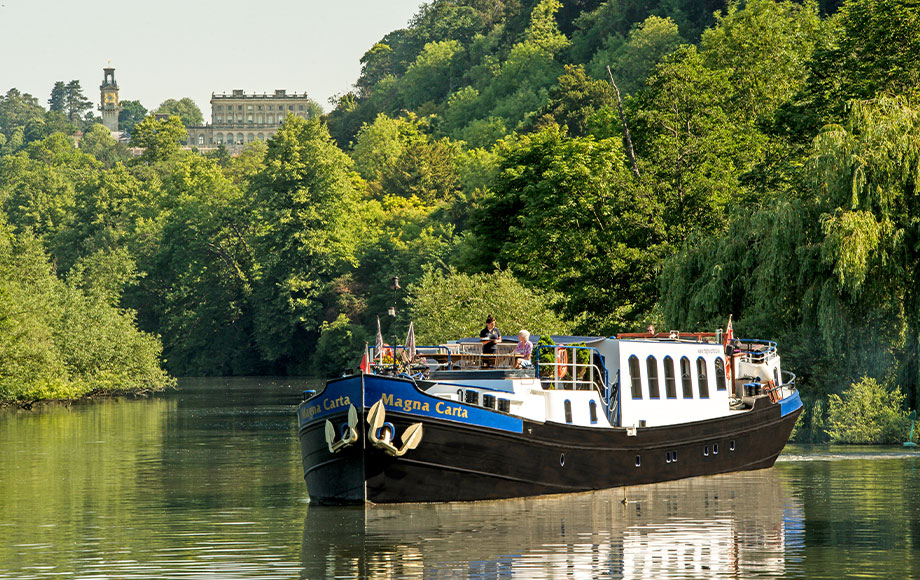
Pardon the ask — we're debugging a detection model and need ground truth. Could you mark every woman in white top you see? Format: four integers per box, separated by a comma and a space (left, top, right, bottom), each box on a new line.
513, 330, 533, 368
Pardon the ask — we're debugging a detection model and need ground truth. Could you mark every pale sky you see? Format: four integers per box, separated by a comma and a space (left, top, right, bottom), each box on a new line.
0, 0, 424, 116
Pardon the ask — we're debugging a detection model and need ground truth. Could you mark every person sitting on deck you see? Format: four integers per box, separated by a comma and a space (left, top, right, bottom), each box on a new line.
480, 315, 501, 368
513, 330, 533, 369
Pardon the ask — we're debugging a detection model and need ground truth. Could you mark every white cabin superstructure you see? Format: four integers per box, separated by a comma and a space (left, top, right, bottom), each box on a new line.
378, 333, 793, 432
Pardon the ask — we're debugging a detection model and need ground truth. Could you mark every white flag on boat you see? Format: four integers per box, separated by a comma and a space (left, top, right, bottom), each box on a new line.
404, 321, 416, 363
375, 316, 384, 363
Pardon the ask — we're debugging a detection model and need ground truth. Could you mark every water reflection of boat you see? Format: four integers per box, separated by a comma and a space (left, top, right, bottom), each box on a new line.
300, 469, 803, 579
297, 332, 802, 503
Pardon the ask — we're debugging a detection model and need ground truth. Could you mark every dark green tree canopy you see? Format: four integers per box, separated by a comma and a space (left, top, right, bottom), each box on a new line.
154, 97, 204, 126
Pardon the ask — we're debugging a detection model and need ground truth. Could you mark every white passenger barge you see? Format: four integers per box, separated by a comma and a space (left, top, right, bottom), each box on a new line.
297, 331, 802, 503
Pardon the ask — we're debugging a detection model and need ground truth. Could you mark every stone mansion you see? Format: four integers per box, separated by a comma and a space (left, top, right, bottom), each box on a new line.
185, 89, 315, 150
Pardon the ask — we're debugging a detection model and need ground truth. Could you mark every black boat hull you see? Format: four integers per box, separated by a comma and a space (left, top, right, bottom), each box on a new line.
298, 374, 802, 503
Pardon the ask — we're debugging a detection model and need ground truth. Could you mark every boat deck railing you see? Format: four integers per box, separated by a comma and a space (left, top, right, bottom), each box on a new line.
534, 345, 610, 396
736, 339, 779, 364
370, 343, 531, 374
368, 344, 610, 397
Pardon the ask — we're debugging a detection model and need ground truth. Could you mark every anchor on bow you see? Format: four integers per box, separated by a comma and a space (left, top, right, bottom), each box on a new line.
367, 399, 424, 457
325, 404, 359, 453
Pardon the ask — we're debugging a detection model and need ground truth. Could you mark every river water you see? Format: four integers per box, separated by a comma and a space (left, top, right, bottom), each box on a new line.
1, 378, 919, 579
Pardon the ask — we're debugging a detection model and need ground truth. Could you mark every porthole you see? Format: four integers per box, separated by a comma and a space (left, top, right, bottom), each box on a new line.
713, 443, 719, 455
704, 445, 710, 457
666, 451, 672, 463
635, 455, 641, 467
673, 451, 678, 462
730, 440, 736, 451
560, 453, 565, 466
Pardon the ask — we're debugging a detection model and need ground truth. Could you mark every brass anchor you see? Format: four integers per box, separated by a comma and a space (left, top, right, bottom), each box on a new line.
324, 405, 359, 453
366, 399, 424, 457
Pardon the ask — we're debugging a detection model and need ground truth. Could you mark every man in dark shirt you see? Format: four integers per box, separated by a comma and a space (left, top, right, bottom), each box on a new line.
480, 315, 501, 367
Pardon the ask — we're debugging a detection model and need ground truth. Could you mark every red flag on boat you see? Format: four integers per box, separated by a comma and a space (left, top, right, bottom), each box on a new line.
723, 315, 734, 391
359, 343, 370, 373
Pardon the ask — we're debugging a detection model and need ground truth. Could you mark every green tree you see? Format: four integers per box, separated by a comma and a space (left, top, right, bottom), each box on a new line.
48, 81, 67, 113
313, 314, 370, 377
593, 15, 683, 96
781, 0, 920, 141
407, 268, 571, 344
78, 124, 130, 167
350, 113, 419, 183
0, 133, 100, 240
701, 0, 824, 124
63, 80, 93, 124
399, 40, 466, 108
826, 377, 908, 443
538, 64, 614, 137
0, 89, 45, 139
634, 45, 754, 241
661, 96, 920, 417
154, 97, 204, 126
471, 126, 665, 332
129, 115, 187, 161
0, 217, 172, 402
118, 100, 148, 134
249, 116, 365, 368
139, 154, 262, 375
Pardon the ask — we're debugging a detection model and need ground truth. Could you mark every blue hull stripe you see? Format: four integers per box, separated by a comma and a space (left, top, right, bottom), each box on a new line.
779, 390, 803, 417
298, 375, 524, 434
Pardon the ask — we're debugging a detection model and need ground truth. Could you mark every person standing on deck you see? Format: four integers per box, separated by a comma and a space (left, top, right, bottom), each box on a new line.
480, 315, 501, 368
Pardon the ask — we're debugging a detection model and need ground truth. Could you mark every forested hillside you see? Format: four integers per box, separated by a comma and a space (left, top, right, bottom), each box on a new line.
2, 0, 918, 442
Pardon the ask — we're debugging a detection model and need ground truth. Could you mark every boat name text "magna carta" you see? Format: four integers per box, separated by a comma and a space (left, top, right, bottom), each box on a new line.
381, 393, 469, 418
299, 395, 352, 422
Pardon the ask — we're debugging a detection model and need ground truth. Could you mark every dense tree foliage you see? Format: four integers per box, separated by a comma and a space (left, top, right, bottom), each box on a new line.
2, 0, 919, 442
407, 269, 570, 344
154, 98, 204, 126
118, 100, 148, 134
0, 216, 173, 402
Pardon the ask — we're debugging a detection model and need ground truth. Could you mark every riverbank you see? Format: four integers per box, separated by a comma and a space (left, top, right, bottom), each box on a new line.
0, 385, 172, 411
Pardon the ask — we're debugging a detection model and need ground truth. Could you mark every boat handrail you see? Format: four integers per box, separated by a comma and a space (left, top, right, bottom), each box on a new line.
758, 370, 797, 402
371, 343, 529, 373
736, 339, 779, 364
534, 345, 609, 398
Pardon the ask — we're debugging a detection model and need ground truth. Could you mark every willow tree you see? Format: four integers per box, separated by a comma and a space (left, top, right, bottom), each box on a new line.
662, 96, 920, 411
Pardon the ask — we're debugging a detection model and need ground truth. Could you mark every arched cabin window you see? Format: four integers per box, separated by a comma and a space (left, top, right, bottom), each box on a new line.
680, 357, 693, 399
664, 356, 676, 399
647, 356, 660, 399
697, 357, 709, 398
629, 355, 642, 399
715, 358, 727, 391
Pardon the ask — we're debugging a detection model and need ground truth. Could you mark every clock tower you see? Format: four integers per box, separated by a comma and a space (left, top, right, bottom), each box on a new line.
99, 67, 121, 131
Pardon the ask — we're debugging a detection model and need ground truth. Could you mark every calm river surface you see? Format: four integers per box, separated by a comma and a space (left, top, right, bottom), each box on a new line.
2, 378, 919, 579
